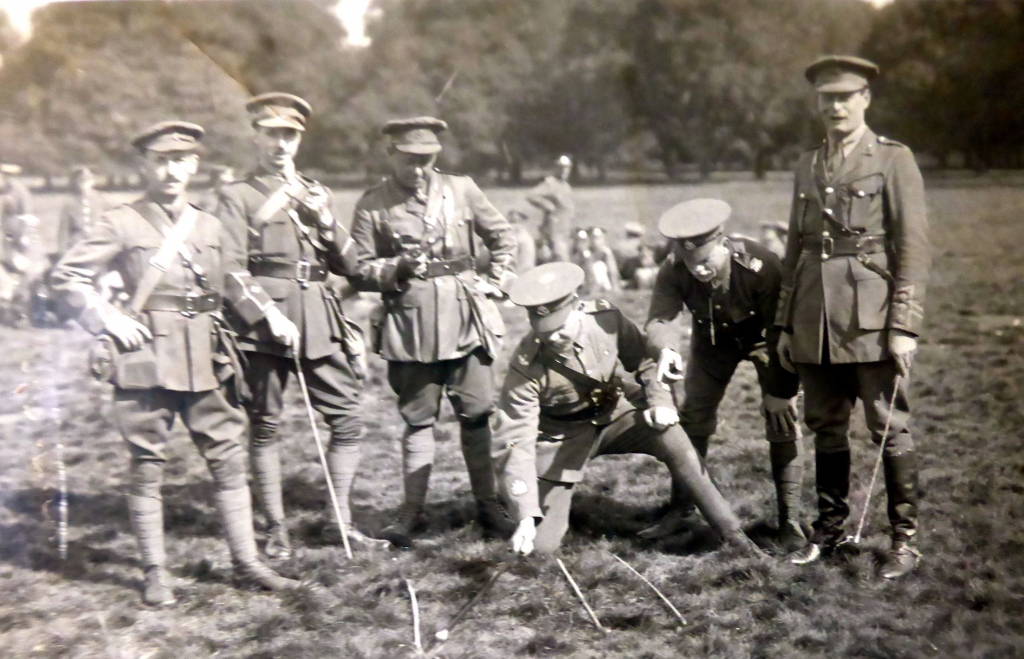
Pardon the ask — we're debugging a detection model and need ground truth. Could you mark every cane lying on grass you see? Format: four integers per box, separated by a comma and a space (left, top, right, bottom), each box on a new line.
426, 563, 510, 658
557, 558, 607, 633
407, 579, 424, 656
608, 551, 686, 627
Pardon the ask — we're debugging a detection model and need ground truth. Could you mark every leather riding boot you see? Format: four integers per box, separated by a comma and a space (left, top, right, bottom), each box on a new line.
791, 450, 850, 565
460, 419, 517, 536
128, 495, 176, 606
380, 506, 429, 548
879, 452, 920, 579
770, 440, 808, 552
214, 487, 299, 591
638, 435, 708, 540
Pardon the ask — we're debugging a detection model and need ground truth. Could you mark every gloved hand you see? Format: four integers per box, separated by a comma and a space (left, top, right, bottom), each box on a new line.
656, 347, 685, 383
643, 405, 680, 431
762, 393, 798, 435
473, 277, 505, 299
888, 330, 917, 379
105, 312, 153, 351
777, 331, 796, 373
265, 305, 300, 349
511, 517, 537, 556
395, 254, 427, 280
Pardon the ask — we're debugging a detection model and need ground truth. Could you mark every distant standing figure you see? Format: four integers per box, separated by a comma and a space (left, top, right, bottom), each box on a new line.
57, 166, 108, 256
588, 227, 620, 293
527, 154, 575, 263
0, 164, 45, 324
507, 209, 537, 273
778, 56, 930, 580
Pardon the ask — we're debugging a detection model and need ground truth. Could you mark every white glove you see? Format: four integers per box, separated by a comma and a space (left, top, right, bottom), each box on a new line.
643, 405, 680, 431
511, 518, 537, 556
656, 348, 685, 383
888, 330, 917, 379
105, 312, 153, 351
265, 305, 300, 349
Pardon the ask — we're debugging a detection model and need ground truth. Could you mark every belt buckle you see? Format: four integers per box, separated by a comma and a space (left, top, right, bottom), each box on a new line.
182, 292, 199, 318
821, 234, 834, 261
296, 260, 311, 289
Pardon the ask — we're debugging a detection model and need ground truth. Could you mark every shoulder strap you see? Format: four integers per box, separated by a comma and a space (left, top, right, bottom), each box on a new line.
536, 346, 607, 391
127, 203, 199, 315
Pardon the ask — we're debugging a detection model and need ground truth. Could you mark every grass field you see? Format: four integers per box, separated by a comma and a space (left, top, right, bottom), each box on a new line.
2, 178, 1024, 658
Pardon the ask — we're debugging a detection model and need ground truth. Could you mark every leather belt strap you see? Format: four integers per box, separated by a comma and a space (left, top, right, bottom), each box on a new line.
423, 255, 474, 278
802, 233, 886, 257
143, 292, 222, 315
249, 258, 328, 283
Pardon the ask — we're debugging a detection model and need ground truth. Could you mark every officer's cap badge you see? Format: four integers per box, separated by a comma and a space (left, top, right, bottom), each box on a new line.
536, 305, 550, 316
749, 257, 763, 273
683, 240, 696, 250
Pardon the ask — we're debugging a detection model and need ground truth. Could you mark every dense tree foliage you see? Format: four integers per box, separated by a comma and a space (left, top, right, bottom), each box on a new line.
0, 0, 1019, 178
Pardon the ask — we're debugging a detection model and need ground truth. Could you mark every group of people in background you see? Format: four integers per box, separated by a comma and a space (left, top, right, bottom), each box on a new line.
1, 52, 928, 608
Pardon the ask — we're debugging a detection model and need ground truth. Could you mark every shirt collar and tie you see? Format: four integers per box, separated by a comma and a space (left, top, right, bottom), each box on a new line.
825, 122, 868, 178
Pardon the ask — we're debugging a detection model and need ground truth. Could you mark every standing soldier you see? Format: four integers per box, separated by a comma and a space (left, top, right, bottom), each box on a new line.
494, 263, 764, 557
643, 199, 806, 552
777, 56, 930, 579
527, 155, 575, 263
57, 166, 108, 256
50, 121, 297, 606
349, 117, 517, 546
216, 93, 384, 558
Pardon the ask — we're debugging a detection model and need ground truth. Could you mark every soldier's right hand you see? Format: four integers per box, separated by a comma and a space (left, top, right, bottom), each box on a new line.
265, 306, 300, 349
104, 312, 152, 351
511, 518, 537, 556
656, 348, 685, 383
394, 254, 427, 280
777, 332, 796, 373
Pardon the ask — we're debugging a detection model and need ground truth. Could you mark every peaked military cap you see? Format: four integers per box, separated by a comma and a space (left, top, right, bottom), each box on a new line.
805, 55, 879, 92
246, 92, 312, 131
658, 199, 731, 249
131, 121, 205, 153
509, 262, 585, 333
383, 117, 448, 154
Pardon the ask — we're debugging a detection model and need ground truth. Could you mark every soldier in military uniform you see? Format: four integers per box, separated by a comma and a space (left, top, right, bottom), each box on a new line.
57, 166, 108, 256
527, 155, 575, 263
494, 262, 764, 557
349, 117, 517, 546
50, 121, 297, 606
0, 164, 44, 325
216, 93, 384, 558
643, 199, 806, 552
776, 57, 930, 579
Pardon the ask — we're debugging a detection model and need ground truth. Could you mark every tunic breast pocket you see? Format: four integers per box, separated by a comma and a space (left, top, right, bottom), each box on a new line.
847, 174, 884, 230
260, 220, 294, 254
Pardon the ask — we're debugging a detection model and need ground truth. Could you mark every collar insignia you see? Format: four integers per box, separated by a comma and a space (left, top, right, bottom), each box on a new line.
517, 353, 530, 366
749, 257, 763, 272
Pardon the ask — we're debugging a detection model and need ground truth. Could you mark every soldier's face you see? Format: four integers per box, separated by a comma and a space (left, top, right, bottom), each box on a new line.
74, 175, 94, 195
557, 163, 572, 181
676, 236, 730, 283
254, 126, 302, 171
817, 88, 870, 136
535, 309, 582, 352
389, 149, 438, 189
140, 151, 198, 199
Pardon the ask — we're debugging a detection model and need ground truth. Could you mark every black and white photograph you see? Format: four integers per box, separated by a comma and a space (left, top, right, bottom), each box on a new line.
0, 0, 1021, 657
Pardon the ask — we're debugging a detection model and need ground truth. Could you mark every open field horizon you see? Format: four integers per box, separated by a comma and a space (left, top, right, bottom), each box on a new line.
2, 179, 1023, 658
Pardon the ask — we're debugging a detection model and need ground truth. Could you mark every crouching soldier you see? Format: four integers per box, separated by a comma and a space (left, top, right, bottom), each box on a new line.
494, 263, 764, 557
51, 121, 297, 606
643, 199, 807, 553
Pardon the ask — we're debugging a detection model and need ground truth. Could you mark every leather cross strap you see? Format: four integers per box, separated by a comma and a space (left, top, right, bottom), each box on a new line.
128, 203, 200, 316
535, 346, 624, 421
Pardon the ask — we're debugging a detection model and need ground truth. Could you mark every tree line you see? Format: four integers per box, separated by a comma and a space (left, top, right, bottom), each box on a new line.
0, 0, 1020, 182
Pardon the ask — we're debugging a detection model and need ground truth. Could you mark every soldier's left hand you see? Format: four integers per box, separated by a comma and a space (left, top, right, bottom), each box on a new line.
473, 277, 505, 299
656, 348, 685, 383
304, 185, 334, 227
888, 330, 917, 379
762, 394, 797, 435
643, 405, 679, 430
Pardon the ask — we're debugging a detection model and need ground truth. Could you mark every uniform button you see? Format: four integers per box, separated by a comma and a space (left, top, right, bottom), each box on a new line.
749, 311, 755, 316
722, 322, 728, 327
824, 208, 834, 216
715, 305, 721, 310
856, 190, 866, 198
825, 186, 834, 194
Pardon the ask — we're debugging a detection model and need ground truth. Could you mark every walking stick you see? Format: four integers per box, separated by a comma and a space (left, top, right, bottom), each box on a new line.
293, 353, 353, 559
427, 562, 510, 657
852, 375, 902, 544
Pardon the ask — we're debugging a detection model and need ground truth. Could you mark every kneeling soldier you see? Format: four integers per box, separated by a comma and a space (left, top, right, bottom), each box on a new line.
494, 263, 763, 557
51, 122, 297, 606
644, 199, 807, 552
